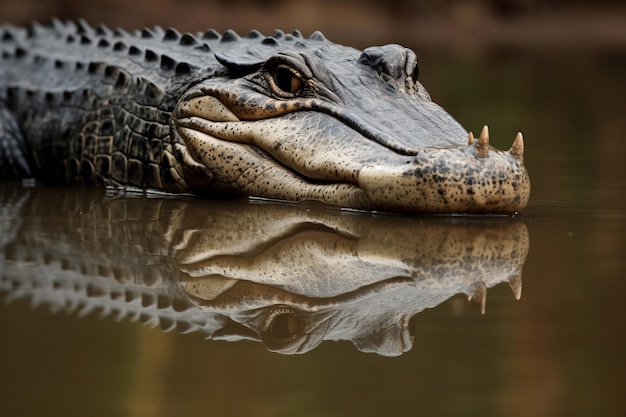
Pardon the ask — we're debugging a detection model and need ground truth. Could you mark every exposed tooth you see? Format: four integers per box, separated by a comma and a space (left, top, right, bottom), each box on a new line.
509, 132, 525, 163
470, 281, 487, 314
508, 273, 523, 300
476, 125, 490, 158
467, 131, 475, 145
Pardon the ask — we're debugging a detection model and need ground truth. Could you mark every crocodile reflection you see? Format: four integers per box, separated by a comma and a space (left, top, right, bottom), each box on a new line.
0, 184, 529, 356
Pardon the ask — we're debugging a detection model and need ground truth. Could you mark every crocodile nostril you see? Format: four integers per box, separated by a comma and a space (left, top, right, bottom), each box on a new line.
358, 44, 418, 83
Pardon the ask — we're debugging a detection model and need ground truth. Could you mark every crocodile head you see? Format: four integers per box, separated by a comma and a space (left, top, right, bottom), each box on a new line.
172, 32, 530, 214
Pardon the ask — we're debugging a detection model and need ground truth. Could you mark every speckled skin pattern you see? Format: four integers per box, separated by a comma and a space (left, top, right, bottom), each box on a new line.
0, 20, 530, 214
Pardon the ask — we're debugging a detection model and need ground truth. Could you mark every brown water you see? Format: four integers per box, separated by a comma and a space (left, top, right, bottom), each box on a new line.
1, 46, 626, 417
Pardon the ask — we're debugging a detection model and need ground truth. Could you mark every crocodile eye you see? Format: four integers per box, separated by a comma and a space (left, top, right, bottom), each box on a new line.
267, 312, 301, 341
271, 65, 304, 95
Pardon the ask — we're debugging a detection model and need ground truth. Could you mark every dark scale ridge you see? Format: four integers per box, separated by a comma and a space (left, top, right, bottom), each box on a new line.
145, 49, 158, 62
163, 28, 180, 42
194, 44, 211, 53
113, 28, 127, 38
201, 29, 220, 40
261, 37, 279, 46
271, 29, 285, 39
95, 25, 110, 36
246, 29, 262, 39
160, 54, 175, 71
179, 34, 197, 46
221, 30, 240, 43
2, 30, 15, 41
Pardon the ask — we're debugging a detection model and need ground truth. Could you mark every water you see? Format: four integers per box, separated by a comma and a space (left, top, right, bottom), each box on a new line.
1, 47, 626, 417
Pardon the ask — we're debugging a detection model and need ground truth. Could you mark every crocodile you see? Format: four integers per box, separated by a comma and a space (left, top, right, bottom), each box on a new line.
0, 184, 528, 355
0, 20, 530, 214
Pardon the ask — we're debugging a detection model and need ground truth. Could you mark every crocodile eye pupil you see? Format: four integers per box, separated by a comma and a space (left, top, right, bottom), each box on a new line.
272, 67, 303, 94
269, 312, 301, 341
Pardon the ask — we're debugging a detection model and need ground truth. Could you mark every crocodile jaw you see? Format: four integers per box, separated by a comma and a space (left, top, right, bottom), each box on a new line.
359, 143, 531, 213
174, 111, 529, 214
172, 60, 530, 214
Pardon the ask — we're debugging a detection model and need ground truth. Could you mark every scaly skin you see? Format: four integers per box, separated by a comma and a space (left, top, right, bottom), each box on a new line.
0, 20, 530, 214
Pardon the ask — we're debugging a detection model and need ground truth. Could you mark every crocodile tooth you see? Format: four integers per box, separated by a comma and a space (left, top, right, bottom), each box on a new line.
476, 125, 489, 158
477, 282, 487, 314
467, 131, 474, 145
469, 281, 487, 314
508, 273, 523, 300
509, 132, 524, 163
